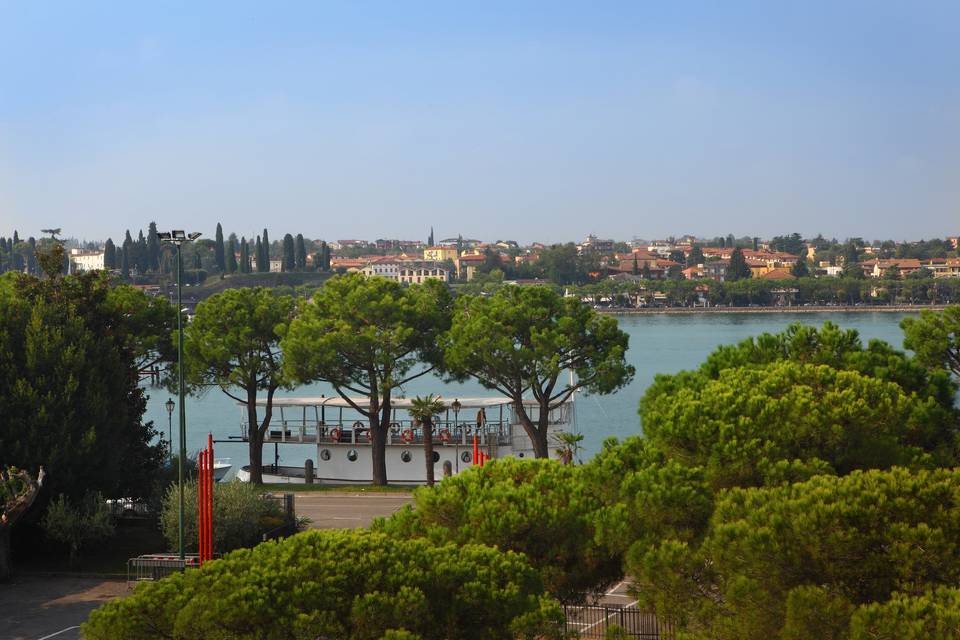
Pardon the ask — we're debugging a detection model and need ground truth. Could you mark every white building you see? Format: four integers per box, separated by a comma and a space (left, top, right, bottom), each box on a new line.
69, 249, 105, 272
361, 260, 449, 284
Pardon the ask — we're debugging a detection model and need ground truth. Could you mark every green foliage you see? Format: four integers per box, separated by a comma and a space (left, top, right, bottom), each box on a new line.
283, 274, 452, 484
443, 285, 633, 457
633, 468, 960, 640
160, 481, 285, 553
41, 492, 115, 566
82, 529, 563, 640
641, 361, 953, 490
182, 287, 295, 483
849, 587, 960, 640
902, 305, 960, 378
0, 272, 164, 500
374, 458, 620, 603
725, 247, 752, 281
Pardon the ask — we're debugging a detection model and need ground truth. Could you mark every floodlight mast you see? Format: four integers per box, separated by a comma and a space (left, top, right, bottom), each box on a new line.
157, 229, 201, 560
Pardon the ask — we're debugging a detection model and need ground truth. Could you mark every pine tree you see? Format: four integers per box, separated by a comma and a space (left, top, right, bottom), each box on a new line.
295, 234, 306, 271
104, 238, 117, 269
687, 244, 705, 267
147, 222, 160, 271
214, 223, 226, 273
226, 238, 238, 274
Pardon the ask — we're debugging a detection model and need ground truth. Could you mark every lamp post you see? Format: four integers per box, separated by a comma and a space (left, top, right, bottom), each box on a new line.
164, 398, 175, 462
157, 230, 201, 560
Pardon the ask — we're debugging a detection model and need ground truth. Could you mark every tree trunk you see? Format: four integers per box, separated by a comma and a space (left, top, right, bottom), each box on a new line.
424, 418, 434, 486
514, 399, 550, 458
0, 526, 10, 582
370, 397, 390, 486
246, 394, 263, 484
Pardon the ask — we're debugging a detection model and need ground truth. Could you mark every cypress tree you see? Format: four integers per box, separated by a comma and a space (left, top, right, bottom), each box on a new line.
641, 262, 652, 279
727, 247, 752, 281
147, 222, 160, 271
214, 223, 226, 272
255, 236, 264, 273
104, 238, 117, 269
261, 229, 270, 271
120, 245, 130, 279
240, 237, 249, 274
790, 259, 810, 278
226, 238, 238, 274
136, 230, 148, 273
320, 241, 331, 271
313, 252, 322, 272
632, 254, 639, 275
295, 234, 306, 271
282, 234, 295, 272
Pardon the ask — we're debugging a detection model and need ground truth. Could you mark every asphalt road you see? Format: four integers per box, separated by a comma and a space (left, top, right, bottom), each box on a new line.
293, 491, 413, 529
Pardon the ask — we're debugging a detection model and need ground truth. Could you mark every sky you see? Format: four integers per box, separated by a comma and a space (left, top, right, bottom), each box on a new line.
1, 1, 958, 245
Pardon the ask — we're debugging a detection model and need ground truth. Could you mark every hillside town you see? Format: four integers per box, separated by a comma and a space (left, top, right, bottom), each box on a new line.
2, 228, 959, 288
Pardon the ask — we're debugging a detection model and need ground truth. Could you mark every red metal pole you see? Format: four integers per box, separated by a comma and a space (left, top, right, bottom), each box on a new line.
197, 450, 205, 564
472, 433, 478, 466
207, 433, 214, 561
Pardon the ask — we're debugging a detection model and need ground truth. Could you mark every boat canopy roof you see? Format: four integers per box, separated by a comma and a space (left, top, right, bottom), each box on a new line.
242, 396, 548, 409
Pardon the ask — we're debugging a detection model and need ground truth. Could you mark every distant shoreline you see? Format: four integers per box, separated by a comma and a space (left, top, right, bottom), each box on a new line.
599, 304, 948, 316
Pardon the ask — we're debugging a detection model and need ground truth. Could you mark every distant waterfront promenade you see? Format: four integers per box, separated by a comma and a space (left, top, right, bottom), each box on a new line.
601, 304, 947, 316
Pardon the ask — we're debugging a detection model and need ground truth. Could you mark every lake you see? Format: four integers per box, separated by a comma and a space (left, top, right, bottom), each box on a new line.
142, 312, 916, 469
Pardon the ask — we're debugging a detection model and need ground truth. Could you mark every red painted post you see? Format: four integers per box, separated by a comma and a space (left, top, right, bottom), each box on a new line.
197, 450, 205, 565
472, 433, 478, 466
207, 433, 214, 561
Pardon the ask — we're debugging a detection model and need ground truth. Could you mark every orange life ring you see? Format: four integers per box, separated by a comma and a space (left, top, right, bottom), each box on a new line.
401, 428, 414, 443
438, 428, 452, 444
330, 427, 342, 441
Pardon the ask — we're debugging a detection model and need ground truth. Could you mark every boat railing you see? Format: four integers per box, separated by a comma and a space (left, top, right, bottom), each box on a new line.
242, 417, 512, 446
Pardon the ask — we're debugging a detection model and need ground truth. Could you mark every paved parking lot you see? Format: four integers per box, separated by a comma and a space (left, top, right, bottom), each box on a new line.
0, 575, 126, 640
0, 492, 413, 639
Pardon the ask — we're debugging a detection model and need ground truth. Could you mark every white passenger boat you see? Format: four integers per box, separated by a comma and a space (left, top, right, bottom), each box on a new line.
213, 458, 232, 482
232, 396, 575, 484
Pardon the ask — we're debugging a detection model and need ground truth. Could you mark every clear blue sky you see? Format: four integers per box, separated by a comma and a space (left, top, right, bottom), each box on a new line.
1, 1, 957, 244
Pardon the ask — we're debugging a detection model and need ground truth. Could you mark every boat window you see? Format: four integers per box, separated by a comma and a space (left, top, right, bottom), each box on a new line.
400, 450, 411, 463
347, 449, 358, 462
432, 452, 440, 463
460, 451, 471, 463
320, 449, 331, 461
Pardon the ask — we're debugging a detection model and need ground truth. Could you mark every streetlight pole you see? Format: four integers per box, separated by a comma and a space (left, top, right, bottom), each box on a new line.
157, 230, 201, 560
165, 398, 175, 462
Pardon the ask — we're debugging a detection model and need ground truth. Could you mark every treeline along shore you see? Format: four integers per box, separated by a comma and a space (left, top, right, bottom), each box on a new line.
601, 303, 951, 315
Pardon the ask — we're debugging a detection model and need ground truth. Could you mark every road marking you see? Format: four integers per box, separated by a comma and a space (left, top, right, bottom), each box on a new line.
330, 516, 362, 520
578, 601, 639, 634
36, 626, 80, 640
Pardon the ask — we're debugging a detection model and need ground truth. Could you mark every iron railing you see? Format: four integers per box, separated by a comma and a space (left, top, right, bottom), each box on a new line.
564, 605, 673, 639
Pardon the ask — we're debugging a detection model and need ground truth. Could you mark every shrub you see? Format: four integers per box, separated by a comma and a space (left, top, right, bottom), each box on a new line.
41, 492, 115, 566
159, 480, 284, 553
82, 529, 563, 640
849, 587, 960, 640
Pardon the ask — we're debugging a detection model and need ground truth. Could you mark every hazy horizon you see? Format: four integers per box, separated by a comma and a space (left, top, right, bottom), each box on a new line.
2, 2, 958, 244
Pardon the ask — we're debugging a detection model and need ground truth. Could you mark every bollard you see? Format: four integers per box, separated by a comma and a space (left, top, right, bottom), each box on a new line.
442, 460, 452, 477
304, 459, 314, 484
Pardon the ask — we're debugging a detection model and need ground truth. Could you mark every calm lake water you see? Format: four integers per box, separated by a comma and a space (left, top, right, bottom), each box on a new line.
143, 312, 916, 469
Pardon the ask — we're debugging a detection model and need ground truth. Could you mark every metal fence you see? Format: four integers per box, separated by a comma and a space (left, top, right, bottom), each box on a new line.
564, 605, 673, 639
127, 554, 199, 584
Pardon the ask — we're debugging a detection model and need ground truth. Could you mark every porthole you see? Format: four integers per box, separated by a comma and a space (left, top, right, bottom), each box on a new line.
460, 451, 471, 463
320, 449, 331, 461
432, 451, 440, 463
400, 450, 412, 463
347, 449, 358, 462
518, 452, 525, 458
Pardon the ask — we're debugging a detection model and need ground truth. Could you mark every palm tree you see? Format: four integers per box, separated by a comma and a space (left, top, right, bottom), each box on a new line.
553, 431, 585, 465
409, 395, 446, 486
